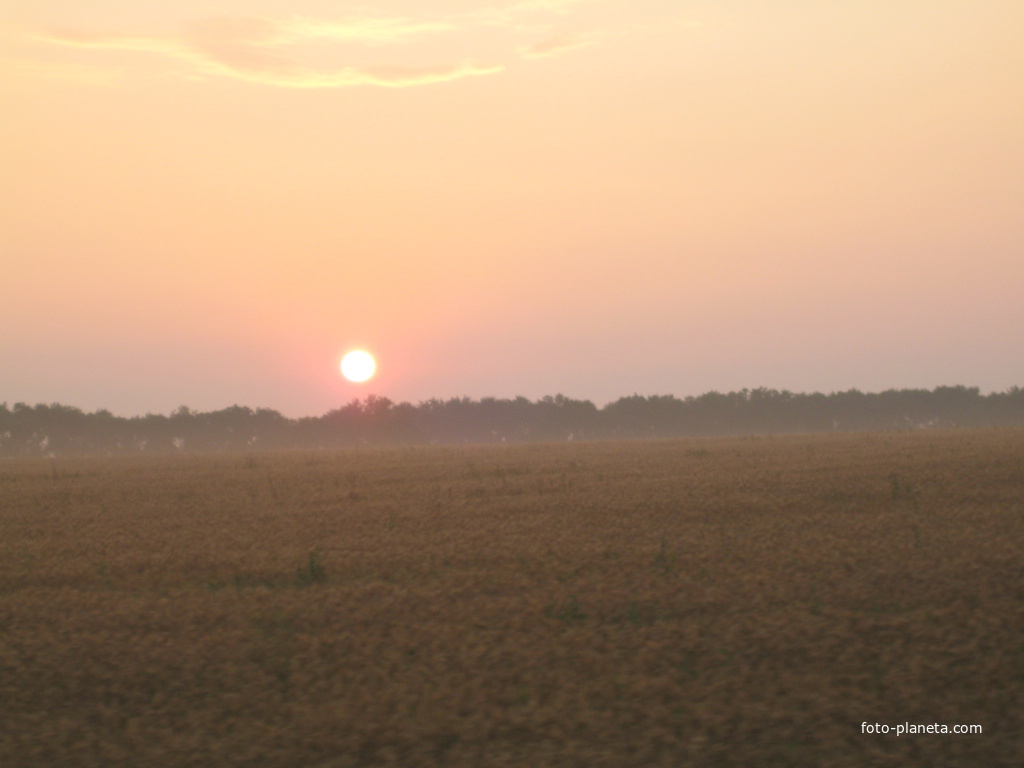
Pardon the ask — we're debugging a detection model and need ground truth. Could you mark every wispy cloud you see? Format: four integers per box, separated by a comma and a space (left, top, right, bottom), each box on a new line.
36, 16, 498, 89
201, 59, 503, 89
31, 3, 604, 89
285, 17, 455, 45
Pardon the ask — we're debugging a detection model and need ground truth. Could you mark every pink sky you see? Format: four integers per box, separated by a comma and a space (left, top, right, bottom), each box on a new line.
2, 0, 1022, 415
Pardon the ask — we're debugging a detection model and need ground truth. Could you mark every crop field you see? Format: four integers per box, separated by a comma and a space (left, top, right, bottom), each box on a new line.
1, 429, 1022, 767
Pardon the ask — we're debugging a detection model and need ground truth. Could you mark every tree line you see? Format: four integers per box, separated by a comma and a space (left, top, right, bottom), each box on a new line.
1, 386, 1022, 456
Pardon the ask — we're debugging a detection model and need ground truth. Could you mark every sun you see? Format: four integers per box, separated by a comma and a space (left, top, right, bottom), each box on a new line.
340, 350, 376, 383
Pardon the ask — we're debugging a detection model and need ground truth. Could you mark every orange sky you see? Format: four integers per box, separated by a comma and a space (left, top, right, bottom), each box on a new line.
2, 0, 1022, 415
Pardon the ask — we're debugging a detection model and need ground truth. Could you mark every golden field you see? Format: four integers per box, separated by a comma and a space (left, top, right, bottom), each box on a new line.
1, 429, 1022, 767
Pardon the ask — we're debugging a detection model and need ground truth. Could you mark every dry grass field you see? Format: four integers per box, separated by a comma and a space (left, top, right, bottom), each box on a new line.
1, 429, 1022, 767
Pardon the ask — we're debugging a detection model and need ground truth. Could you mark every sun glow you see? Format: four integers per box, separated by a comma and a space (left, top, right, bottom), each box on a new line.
340, 350, 376, 383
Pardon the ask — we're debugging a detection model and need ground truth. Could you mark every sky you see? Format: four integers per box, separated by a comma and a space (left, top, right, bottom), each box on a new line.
2, 0, 1022, 416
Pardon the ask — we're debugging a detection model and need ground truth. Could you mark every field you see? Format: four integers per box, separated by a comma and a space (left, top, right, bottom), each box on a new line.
1, 429, 1022, 767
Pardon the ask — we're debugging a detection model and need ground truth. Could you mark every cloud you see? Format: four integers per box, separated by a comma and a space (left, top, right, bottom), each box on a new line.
285, 17, 456, 45
203, 59, 503, 89
520, 30, 599, 59
35, 16, 500, 89
31, 3, 603, 89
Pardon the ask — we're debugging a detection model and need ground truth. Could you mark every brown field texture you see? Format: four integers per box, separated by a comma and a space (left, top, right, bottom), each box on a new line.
1, 429, 1022, 767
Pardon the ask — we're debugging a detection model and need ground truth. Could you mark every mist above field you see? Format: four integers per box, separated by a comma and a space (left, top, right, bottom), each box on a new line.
3, 385, 1022, 455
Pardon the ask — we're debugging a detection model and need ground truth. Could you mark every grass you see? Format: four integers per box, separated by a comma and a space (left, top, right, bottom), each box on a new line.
0, 429, 1022, 766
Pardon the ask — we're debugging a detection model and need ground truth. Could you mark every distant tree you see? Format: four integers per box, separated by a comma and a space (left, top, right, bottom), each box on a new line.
0, 386, 1021, 455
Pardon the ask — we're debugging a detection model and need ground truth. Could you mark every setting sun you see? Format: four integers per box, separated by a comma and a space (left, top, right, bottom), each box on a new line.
340, 350, 376, 383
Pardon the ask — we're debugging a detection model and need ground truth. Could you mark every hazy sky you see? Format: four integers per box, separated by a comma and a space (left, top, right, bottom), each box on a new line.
2, 0, 1022, 416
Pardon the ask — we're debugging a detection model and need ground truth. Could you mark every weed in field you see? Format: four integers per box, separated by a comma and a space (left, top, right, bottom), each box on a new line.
889, 471, 917, 501
545, 594, 587, 623
295, 551, 327, 586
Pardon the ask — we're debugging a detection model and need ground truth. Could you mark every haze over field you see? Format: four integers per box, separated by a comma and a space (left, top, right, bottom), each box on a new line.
2, 0, 1022, 416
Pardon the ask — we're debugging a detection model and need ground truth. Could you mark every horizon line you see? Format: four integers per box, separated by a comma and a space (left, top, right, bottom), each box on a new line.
2, 383, 1017, 421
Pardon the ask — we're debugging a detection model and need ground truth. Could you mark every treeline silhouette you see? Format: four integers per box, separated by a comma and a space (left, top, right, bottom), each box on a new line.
2, 386, 1022, 456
